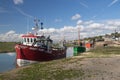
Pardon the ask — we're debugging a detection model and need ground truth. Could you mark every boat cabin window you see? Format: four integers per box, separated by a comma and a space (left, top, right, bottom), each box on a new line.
22, 36, 53, 47
23, 38, 26, 42
27, 38, 29, 43
30, 38, 33, 43
22, 37, 37, 46
34, 38, 36, 42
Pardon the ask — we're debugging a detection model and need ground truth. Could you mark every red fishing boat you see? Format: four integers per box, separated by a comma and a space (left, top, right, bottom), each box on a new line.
15, 19, 66, 66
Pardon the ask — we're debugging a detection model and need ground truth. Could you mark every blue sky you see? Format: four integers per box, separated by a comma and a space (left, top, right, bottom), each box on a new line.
0, 0, 120, 41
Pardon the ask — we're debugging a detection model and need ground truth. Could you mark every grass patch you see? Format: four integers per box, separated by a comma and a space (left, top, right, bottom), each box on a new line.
90, 46, 120, 54
0, 58, 84, 80
0, 42, 18, 53
82, 46, 120, 58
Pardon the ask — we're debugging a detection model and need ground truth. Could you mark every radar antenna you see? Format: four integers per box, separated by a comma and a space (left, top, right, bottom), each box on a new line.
32, 18, 44, 35
41, 22, 43, 29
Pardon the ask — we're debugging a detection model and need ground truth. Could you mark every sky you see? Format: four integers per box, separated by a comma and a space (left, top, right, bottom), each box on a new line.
0, 0, 120, 42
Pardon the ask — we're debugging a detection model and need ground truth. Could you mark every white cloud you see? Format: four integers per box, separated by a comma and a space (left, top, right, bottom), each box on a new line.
106, 20, 120, 26
0, 30, 21, 42
13, 0, 24, 5
87, 23, 104, 29
105, 25, 117, 30
80, 2, 88, 8
61, 26, 75, 32
55, 19, 62, 22
84, 20, 94, 25
71, 14, 81, 20
1, 19, 120, 42
76, 25, 84, 31
15, 7, 33, 18
6, 30, 15, 35
108, 0, 119, 7
77, 20, 83, 25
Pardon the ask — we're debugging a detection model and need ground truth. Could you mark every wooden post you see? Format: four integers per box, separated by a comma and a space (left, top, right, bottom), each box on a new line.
78, 27, 80, 45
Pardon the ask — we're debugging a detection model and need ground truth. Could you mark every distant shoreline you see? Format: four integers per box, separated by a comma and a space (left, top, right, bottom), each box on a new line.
0, 42, 17, 53
0, 51, 15, 53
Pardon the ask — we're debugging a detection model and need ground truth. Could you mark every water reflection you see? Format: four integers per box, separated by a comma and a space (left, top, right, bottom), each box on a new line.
6, 52, 16, 56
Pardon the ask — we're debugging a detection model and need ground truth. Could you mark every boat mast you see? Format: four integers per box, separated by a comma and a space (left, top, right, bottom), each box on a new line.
34, 18, 40, 30
27, 18, 30, 34
32, 18, 40, 35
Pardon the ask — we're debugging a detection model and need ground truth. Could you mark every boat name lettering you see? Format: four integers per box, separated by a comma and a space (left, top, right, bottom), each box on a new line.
29, 47, 37, 50
20, 46, 27, 48
38, 49, 44, 51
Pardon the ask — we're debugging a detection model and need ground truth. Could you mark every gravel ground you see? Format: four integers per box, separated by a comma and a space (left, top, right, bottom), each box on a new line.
78, 56, 120, 80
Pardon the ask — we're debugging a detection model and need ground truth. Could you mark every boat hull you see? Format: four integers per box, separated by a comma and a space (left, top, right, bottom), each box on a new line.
15, 44, 66, 66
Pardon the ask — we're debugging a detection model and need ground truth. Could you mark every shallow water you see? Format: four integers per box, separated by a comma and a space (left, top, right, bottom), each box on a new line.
0, 47, 73, 73
0, 53, 16, 73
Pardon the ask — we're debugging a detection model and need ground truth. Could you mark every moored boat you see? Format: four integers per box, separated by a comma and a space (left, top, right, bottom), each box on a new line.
15, 19, 66, 67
